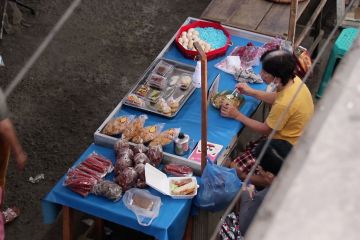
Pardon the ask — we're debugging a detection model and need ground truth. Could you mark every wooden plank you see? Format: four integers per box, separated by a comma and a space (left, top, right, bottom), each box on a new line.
201, 0, 242, 23
226, 0, 273, 31
257, 0, 309, 37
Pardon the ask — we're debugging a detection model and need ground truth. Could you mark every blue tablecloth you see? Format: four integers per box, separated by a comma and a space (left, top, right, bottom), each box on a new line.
43, 32, 269, 240
42, 144, 192, 240
116, 34, 267, 158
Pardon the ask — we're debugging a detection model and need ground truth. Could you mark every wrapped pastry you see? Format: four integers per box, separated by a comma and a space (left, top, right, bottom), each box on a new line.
122, 115, 148, 141
167, 95, 184, 113
126, 94, 146, 107
147, 145, 163, 167
149, 128, 180, 147
179, 74, 192, 90
102, 115, 135, 136
132, 123, 165, 144
155, 98, 171, 116
115, 167, 138, 191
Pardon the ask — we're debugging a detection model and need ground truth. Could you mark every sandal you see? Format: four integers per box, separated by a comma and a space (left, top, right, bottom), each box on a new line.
2, 207, 20, 224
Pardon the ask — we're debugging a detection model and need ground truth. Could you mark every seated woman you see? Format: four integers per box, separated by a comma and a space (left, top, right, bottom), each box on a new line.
221, 49, 314, 187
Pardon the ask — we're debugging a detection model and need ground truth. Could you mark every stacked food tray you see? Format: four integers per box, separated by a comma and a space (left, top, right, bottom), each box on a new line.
124, 58, 196, 118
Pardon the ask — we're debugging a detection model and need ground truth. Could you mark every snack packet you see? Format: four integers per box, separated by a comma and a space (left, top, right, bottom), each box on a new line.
102, 115, 135, 136
132, 123, 165, 144
122, 115, 148, 141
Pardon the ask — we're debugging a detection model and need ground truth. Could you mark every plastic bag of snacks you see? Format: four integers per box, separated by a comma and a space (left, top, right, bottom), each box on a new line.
102, 115, 135, 136
91, 180, 122, 202
149, 128, 180, 147
131, 123, 165, 144
122, 115, 148, 140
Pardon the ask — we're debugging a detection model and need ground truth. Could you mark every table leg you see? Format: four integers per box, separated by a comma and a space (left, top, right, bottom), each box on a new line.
183, 216, 193, 240
95, 217, 104, 240
63, 206, 74, 240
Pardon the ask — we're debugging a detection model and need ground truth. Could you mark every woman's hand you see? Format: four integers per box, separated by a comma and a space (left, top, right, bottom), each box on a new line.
221, 103, 241, 119
236, 83, 253, 96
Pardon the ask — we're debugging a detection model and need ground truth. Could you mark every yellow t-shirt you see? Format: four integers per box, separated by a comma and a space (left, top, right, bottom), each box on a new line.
266, 77, 314, 145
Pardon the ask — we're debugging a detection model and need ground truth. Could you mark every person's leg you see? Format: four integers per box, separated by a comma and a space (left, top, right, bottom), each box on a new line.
0, 139, 20, 225
0, 138, 10, 188
238, 187, 269, 235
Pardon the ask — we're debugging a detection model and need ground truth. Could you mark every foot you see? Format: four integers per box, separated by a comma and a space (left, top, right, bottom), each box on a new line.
3, 207, 20, 224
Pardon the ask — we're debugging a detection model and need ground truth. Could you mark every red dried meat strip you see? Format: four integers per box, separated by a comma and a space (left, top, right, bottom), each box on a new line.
77, 164, 104, 180
164, 164, 193, 177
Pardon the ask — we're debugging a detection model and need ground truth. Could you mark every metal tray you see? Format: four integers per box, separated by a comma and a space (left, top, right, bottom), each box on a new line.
123, 58, 196, 118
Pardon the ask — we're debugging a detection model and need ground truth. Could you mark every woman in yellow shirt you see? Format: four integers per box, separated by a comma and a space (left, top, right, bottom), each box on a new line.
221, 50, 314, 186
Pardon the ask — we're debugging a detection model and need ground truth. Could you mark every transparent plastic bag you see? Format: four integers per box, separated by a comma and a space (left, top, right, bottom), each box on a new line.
122, 115, 148, 141
102, 115, 135, 136
149, 128, 181, 147
132, 123, 165, 144
91, 180, 122, 202
123, 188, 162, 226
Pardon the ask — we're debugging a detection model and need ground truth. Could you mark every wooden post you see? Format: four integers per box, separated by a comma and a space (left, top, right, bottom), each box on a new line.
95, 217, 104, 240
63, 206, 74, 240
194, 42, 208, 174
288, 0, 298, 45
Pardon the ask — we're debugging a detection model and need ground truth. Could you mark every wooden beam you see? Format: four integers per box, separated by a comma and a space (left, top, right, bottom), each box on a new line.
194, 42, 208, 174
295, 0, 327, 47
288, 0, 298, 44
337, 0, 346, 25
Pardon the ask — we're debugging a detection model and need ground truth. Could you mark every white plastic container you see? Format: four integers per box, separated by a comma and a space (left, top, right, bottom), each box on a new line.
145, 163, 198, 199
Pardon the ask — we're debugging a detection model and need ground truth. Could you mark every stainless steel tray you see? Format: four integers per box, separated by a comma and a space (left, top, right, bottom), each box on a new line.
123, 58, 196, 118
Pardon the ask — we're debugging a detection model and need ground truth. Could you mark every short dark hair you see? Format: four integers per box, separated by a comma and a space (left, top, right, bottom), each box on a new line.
260, 50, 296, 86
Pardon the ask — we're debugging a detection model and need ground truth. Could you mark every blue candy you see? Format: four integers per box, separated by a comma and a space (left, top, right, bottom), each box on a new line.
195, 27, 227, 49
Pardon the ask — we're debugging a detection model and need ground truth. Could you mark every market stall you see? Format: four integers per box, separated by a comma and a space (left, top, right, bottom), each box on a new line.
42, 17, 276, 239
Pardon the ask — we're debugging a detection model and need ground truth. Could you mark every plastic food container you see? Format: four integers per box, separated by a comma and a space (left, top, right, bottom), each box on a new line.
175, 20, 231, 60
123, 188, 162, 226
145, 163, 198, 199
154, 60, 174, 77
147, 73, 167, 90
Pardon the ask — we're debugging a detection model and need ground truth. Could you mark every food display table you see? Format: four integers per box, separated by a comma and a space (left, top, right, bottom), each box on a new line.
42, 144, 192, 240
43, 17, 274, 239
94, 17, 273, 173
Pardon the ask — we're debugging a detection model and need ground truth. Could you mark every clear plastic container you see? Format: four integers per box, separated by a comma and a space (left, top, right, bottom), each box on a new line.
154, 60, 174, 77
123, 188, 162, 226
147, 73, 167, 90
